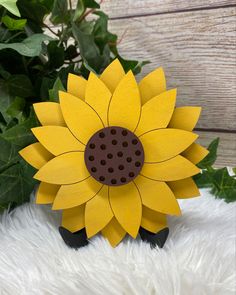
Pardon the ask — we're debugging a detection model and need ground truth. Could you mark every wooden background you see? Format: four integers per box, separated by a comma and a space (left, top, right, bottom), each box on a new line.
73, 1, 236, 166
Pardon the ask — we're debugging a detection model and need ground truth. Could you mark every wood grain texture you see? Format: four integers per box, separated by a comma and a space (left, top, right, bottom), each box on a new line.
98, 0, 236, 18
109, 7, 236, 130
196, 131, 236, 167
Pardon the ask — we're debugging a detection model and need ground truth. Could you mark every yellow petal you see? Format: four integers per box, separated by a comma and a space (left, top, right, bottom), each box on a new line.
34, 151, 89, 184
100, 59, 125, 93
141, 206, 167, 233
31, 126, 84, 156
109, 182, 142, 238
135, 89, 177, 136
85, 186, 113, 238
108, 71, 141, 131
140, 129, 198, 163
62, 204, 85, 233
85, 72, 111, 126
182, 143, 209, 164
141, 155, 200, 181
168, 178, 200, 199
59, 91, 104, 144
168, 107, 201, 131
33, 102, 65, 126
36, 182, 60, 204
135, 175, 181, 216
101, 217, 126, 247
67, 73, 86, 100
53, 177, 102, 210
19, 143, 53, 169
139, 67, 166, 105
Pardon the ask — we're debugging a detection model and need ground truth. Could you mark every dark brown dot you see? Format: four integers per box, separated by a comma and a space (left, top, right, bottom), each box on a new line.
100, 144, 106, 150
135, 161, 141, 167
121, 177, 126, 183
118, 165, 124, 170
108, 167, 114, 173
111, 129, 116, 135
91, 167, 97, 172
107, 153, 113, 159
111, 179, 117, 184
89, 143, 95, 149
129, 172, 135, 177
127, 157, 132, 163
99, 176, 105, 181
122, 141, 128, 147
89, 156, 94, 161
117, 151, 123, 157
112, 139, 117, 145
122, 130, 128, 136
99, 132, 105, 138
132, 139, 138, 145
135, 150, 141, 156
100, 160, 106, 165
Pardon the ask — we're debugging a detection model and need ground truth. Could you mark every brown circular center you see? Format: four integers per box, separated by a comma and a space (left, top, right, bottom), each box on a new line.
84, 126, 144, 186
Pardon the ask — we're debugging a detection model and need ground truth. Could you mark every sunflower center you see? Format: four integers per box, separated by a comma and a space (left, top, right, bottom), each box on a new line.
84, 126, 144, 186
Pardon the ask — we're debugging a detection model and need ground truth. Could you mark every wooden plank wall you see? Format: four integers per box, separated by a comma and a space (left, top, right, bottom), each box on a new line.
74, 1, 236, 166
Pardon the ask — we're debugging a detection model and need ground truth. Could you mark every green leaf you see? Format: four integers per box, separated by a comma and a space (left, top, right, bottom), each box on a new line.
197, 138, 219, 169
46, 41, 65, 69
233, 167, 236, 175
2, 15, 26, 31
84, 0, 100, 8
49, 77, 65, 102
50, 0, 69, 25
0, 135, 18, 172
6, 96, 25, 118
6, 74, 34, 98
0, 34, 52, 57
117, 55, 150, 74
0, 0, 20, 17
73, 0, 85, 22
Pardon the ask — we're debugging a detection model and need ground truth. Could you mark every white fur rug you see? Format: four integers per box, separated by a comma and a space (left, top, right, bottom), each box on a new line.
0, 189, 235, 295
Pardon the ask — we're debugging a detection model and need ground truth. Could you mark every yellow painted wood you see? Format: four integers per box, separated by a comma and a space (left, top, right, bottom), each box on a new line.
31, 126, 85, 156
167, 178, 200, 199
62, 204, 85, 233
109, 182, 142, 238
52, 177, 102, 210
34, 151, 89, 185
134, 175, 181, 216
182, 143, 209, 164
168, 107, 201, 131
141, 206, 167, 233
19, 143, 53, 169
141, 155, 200, 181
85, 186, 113, 238
67, 73, 87, 100
140, 128, 198, 163
101, 217, 126, 247
108, 71, 141, 131
36, 182, 60, 204
33, 102, 66, 126
135, 89, 176, 136
85, 72, 111, 126
139, 67, 166, 105
59, 91, 104, 144
100, 59, 125, 93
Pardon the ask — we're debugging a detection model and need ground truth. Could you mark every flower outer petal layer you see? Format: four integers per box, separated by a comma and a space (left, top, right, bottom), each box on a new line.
141, 155, 200, 181
85, 72, 111, 126
182, 143, 209, 164
31, 126, 85, 156
168, 178, 200, 199
168, 106, 201, 131
141, 206, 167, 233
135, 89, 177, 136
33, 102, 66, 126
140, 129, 198, 163
62, 204, 85, 233
34, 151, 89, 185
19, 142, 53, 169
36, 182, 60, 204
139, 67, 166, 105
85, 186, 113, 238
101, 217, 126, 247
109, 182, 142, 238
53, 177, 102, 210
59, 91, 104, 144
67, 73, 86, 100
134, 175, 181, 216
100, 59, 125, 93
108, 71, 141, 131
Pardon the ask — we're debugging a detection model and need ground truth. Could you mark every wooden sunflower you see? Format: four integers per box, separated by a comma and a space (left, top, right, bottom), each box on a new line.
20, 59, 208, 247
